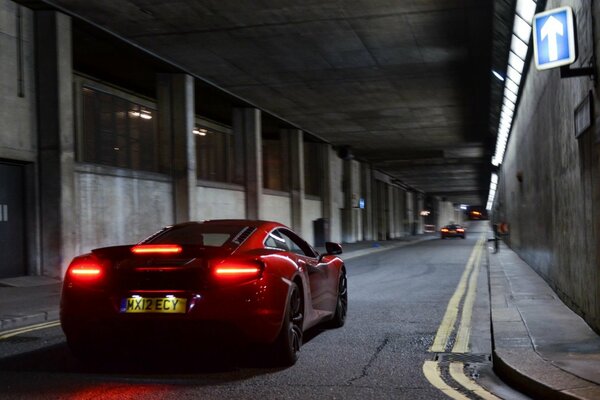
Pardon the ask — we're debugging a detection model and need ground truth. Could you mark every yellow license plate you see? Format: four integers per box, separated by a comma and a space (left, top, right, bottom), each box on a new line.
121, 297, 187, 313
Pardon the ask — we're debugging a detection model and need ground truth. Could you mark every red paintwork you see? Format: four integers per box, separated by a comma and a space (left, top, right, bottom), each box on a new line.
60, 220, 344, 347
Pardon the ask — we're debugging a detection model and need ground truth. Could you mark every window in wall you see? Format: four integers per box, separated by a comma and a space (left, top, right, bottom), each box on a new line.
304, 142, 322, 197
195, 121, 238, 184
263, 138, 288, 191
81, 86, 161, 172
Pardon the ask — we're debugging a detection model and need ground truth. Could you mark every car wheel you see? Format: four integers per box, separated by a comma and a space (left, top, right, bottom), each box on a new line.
328, 270, 348, 328
274, 282, 303, 366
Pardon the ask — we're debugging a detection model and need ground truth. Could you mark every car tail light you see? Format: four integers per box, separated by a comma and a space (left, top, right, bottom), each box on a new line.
441, 228, 449, 232
212, 260, 263, 284
67, 254, 104, 282
131, 244, 182, 255
457, 228, 465, 232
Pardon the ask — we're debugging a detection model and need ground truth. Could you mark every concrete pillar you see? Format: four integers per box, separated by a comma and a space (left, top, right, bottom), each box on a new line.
321, 143, 335, 242
157, 74, 196, 223
417, 194, 425, 234
282, 129, 304, 234
342, 158, 357, 243
361, 164, 374, 240
233, 108, 262, 219
406, 191, 414, 235
35, 11, 75, 278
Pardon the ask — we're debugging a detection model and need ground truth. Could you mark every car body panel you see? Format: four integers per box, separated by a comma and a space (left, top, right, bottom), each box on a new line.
60, 220, 344, 348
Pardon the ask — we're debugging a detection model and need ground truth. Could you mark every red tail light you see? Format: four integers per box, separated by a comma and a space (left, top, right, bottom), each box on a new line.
457, 228, 465, 232
67, 255, 104, 282
441, 228, 449, 232
131, 244, 182, 254
212, 260, 263, 284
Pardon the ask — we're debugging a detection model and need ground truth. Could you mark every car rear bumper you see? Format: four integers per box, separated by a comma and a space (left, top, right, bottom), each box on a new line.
61, 273, 290, 345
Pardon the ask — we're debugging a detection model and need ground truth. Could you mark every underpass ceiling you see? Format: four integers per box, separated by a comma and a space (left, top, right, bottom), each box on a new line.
36, 0, 512, 206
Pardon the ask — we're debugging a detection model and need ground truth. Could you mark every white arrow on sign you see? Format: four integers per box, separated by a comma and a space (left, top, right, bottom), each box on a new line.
541, 15, 564, 61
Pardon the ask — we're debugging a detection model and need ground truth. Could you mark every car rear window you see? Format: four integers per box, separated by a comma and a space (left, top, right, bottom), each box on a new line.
144, 224, 248, 248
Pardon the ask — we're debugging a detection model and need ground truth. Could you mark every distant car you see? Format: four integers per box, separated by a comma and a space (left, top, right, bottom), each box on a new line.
60, 220, 347, 366
440, 224, 466, 239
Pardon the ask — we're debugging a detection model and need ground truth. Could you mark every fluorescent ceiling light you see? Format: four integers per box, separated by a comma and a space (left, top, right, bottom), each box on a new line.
504, 89, 518, 104
514, 14, 532, 43
505, 78, 519, 95
492, 70, 505, 81
511, 34, 529, 60
508, 52, 525, 73
516, 0, 537, 24
503, 98, 515, 111
507, 65, 522, 84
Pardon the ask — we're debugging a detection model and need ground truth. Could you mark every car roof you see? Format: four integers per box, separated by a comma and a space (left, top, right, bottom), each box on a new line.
172, 219, 287, 231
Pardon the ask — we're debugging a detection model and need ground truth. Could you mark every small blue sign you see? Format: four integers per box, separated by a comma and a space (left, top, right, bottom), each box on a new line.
533, 7, 576, 70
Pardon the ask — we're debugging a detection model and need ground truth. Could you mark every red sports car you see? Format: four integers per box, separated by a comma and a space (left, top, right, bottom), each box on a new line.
60, 220, 347, 365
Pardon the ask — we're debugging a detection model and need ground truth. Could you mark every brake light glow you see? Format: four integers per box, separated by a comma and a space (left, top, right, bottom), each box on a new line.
441, 228, 449, 232
457, 229, 465, 232
71, 268, 102, 276
215, 266, 261, 275
131, 244, 182, 254
212, 260, 263, 283
67, 255, 104, 282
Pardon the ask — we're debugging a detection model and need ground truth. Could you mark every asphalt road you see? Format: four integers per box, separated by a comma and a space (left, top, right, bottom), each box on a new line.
0, 221, 529, 399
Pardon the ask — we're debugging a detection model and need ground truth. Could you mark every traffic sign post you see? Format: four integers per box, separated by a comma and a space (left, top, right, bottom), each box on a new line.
533, 6, 576, 70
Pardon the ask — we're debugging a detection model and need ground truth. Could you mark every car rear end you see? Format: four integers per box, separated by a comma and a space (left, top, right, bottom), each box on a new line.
60, 223, 289, 352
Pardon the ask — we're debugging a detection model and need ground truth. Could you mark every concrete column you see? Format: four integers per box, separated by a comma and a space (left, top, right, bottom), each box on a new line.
35, 11, 75, 278
361, 164, 374, 240
417, 194, 425, 234
233, 108, 262, 219
282, 129, 304, 234
406, 191, 414, 235
157, 73, 196, 223
342, 158, 357, 243
321, 144, 335, 242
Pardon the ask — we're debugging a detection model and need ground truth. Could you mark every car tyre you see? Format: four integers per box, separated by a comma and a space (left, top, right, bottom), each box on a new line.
327, 270, 348, 328
273, 282, 303, 366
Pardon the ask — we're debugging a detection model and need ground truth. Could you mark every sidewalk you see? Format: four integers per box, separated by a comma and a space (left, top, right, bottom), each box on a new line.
489, 241, 600, 399
2, 233, 600, 399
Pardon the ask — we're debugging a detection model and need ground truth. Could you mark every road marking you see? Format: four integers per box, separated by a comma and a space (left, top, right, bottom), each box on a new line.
452, 239, 484, 353
449, 362, 502, 400
429, 237, 483, 352
0, 320, 60, 340
423, 360, 470, 400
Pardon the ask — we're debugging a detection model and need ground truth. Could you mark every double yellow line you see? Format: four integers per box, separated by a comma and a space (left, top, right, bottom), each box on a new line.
0, 320, 60, 341
423, 237, 500, 400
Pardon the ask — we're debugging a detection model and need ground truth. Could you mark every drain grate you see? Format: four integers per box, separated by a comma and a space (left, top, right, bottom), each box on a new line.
434, 353, 491, 363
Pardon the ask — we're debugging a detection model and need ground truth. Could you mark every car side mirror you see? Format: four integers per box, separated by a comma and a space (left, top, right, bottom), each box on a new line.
318, 242, 342, 263
325, 242, 342, 255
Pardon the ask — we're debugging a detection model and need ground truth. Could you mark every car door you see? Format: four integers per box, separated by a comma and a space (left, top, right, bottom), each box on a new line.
277, 229, 335, 313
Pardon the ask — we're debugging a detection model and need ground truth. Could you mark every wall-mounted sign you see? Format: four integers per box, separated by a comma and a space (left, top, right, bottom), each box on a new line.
533, 6, 576, 70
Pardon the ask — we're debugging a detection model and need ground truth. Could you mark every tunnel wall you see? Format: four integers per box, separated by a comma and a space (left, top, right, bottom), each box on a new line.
262, 193, 292, 228
195, 185, 246, 221
495, 0, 600, 330
0, 1, 36, 162
75, 167, 174, 254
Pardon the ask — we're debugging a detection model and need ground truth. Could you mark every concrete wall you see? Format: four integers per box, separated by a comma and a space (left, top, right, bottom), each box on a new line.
302, 197, 322, 246
330, 150, 344, 243
0, 0, 36, 162
74, 167, 173, 258
437, 201, 458, 227
262, 192, 292, 227
494, 1, 600, 330
195, 184, 245, 221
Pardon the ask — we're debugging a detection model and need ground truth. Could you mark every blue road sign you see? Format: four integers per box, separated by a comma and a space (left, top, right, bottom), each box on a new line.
533, 6, 576, 70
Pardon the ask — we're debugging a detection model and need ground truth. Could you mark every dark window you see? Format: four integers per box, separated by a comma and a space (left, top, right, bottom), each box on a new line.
195, 124, 238, 184
263, 138, 287, 191
279, 229, 317, 257
81, 86, 161, 172
304, 142, 322, 196
146, 224, 246, 248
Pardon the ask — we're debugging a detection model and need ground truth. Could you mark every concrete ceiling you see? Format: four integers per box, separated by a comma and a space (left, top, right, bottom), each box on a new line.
34, 0, 514, 205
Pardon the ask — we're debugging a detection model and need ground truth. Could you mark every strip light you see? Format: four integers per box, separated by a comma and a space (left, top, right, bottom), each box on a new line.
488, 0, 537, 211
